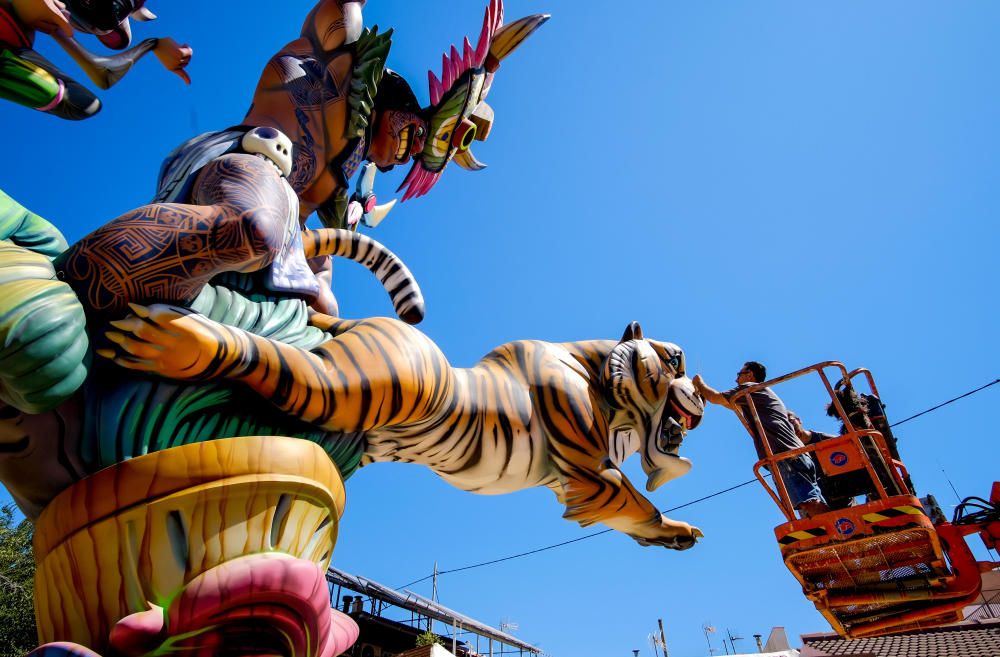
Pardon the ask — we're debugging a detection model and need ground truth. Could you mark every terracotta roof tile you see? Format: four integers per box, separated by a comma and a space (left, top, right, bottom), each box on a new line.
801, 620, 1000, 657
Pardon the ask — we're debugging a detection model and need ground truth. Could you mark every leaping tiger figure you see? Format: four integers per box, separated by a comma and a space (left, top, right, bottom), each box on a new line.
101, 306, 706, 550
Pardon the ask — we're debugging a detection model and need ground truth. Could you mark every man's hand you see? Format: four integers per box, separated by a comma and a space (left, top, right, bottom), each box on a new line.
691, 374, 732, 408
11, 0, 72, 36
154, 37, 193, 84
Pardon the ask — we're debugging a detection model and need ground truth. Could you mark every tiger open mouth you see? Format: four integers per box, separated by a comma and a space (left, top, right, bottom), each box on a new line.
653, 396, 702, 461
656, 416, 685, 456
668, 398, 701, 433
643, 412, 694, 493
394, 125, 414, 162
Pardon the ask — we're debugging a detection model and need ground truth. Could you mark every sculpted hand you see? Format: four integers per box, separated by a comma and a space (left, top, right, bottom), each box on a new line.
11, 0, 73, 36
154, 37, 193, 84
98, 304, 225, 381
631, 513, 704, 551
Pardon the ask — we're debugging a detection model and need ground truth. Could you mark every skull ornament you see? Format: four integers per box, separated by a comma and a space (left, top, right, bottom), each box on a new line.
241, 127, 293, 178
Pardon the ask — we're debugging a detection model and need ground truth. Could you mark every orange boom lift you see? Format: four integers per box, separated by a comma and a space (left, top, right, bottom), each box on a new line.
730, 362, 1000, 638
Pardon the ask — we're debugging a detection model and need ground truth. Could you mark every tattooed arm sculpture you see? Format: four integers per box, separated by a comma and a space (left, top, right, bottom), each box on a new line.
103, 306, 705, 550
54, 148, 424, 324
0, 0, 191, 119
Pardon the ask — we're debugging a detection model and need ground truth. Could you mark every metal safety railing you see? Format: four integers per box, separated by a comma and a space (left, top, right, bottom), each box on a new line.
729, 361, 909, 521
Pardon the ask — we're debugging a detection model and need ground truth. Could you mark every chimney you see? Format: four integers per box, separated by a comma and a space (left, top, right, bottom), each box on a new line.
342, 596, 353, 613
763, 627, 790, 652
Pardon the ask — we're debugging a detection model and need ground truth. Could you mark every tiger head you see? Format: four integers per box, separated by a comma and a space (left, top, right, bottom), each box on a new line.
600, 322, 704, 492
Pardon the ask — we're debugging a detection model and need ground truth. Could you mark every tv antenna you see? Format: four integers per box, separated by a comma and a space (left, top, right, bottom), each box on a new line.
702, 624, 717, 655
648, 633, 663, 657
726, 629, 744, 655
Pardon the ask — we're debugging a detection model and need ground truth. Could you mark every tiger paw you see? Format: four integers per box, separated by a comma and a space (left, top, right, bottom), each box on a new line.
98, 303, 230, 381
631, 514, 703, 551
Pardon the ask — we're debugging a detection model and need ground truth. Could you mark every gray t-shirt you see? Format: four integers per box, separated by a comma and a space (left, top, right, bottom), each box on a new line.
725, 384, 804, 459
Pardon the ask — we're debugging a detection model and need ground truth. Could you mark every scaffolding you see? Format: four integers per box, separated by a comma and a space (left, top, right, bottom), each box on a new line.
327, 566, 543, 657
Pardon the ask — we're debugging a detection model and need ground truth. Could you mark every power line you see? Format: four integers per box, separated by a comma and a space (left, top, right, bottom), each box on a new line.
889, 378, 999, 428
394, 376, 998, 590
394, 479, 765, 591
393, 529, 614, 589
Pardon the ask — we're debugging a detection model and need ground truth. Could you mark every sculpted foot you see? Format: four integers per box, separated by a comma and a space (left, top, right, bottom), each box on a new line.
632, 514, 704, 550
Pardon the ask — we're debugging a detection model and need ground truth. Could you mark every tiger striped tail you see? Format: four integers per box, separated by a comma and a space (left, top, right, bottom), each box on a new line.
301, 228, 425, 324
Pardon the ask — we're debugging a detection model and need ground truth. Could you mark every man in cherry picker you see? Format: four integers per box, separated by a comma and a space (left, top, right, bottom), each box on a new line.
787, 411, 836, 445
787, 411, 858, 510
848, 387, 915, 494
790, 388, 909, 505
694, 362, 829, 518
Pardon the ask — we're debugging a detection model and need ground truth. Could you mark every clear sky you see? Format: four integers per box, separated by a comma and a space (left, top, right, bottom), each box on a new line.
2, 2, 999, 657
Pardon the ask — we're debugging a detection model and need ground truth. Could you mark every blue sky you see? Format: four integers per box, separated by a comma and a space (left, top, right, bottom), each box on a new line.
3, 1, 999, 656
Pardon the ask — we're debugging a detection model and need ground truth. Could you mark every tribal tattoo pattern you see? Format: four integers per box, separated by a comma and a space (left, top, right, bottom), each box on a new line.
290, 107, 320, 193
56, 154, 296, 319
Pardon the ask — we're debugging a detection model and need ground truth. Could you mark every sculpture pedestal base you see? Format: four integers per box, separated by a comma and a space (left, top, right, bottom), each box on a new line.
31, 436, 358, 656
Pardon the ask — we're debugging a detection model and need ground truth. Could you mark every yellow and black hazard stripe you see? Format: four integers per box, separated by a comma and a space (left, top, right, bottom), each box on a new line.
862, 505, 925, 523
779, 527, 828, 545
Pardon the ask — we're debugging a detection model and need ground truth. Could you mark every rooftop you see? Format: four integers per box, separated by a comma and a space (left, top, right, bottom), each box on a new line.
800, 618, 1000, 657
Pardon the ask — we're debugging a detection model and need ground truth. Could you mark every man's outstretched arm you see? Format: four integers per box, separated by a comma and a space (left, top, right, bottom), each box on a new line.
692, 375, 735, 410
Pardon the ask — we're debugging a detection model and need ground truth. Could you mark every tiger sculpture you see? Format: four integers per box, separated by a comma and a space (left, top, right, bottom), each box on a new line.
101, 305, 705, 549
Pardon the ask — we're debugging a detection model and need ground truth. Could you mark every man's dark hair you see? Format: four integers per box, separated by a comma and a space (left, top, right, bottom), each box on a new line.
744, 361, 766, 383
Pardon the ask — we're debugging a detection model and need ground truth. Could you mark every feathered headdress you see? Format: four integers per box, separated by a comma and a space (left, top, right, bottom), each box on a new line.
397, 0, 549, 201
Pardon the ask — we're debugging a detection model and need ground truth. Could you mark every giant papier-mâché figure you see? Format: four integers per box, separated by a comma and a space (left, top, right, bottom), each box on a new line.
52, 0, 547, 319
0, 1, 705, 656
0, 0, 191, 119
